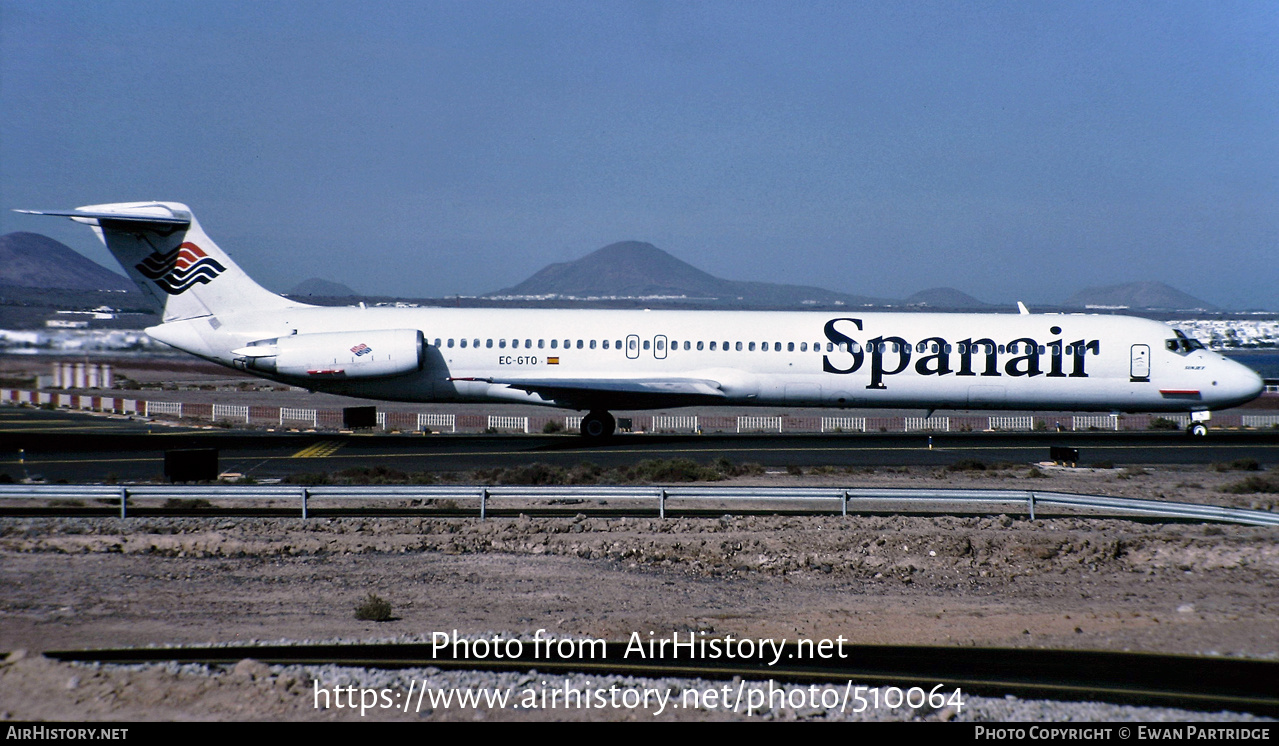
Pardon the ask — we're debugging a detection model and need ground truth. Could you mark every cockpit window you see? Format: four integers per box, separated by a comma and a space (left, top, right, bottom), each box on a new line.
1167, 329, 1206, 355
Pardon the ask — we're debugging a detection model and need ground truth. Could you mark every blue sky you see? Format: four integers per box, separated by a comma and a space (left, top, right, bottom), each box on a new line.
2, 1, 1276, 307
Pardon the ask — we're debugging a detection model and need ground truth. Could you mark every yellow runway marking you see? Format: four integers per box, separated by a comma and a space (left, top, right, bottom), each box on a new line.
291, 440, 344, 459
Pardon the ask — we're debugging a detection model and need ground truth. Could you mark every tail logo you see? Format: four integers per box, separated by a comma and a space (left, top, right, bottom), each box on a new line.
351, 343, 372, 356
135, 242, 227, 295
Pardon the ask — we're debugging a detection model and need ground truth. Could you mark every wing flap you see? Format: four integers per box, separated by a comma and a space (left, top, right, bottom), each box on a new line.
455, 376, 726, 400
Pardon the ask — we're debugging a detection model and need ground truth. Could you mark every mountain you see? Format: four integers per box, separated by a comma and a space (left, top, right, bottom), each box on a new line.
0, 232, 133, 291
1062, 281, 1219, 311
904, 287, 989, 308
490, 241, 884, 306
289, 277, 358, 297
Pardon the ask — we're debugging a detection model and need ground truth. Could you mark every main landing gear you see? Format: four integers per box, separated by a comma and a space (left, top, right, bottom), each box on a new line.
580, 410, 616, 440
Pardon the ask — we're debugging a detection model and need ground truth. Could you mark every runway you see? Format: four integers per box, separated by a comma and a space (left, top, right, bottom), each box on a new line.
1, 407, 1276, 483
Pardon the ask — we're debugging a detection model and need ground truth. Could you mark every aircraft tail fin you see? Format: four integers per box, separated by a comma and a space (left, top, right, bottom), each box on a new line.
16, 202, 306, 323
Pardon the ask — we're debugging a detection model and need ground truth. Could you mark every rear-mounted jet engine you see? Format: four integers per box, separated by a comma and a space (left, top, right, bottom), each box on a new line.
233, 329, 425, 379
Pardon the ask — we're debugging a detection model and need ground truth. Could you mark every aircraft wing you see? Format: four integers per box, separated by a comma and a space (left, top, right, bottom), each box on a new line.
454, 376, 726, 408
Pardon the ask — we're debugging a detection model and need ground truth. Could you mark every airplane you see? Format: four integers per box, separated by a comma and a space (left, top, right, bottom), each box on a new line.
17, 201, 1265, 438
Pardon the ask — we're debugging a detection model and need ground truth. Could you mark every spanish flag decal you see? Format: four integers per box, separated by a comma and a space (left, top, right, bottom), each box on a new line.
548, 357, 560, 365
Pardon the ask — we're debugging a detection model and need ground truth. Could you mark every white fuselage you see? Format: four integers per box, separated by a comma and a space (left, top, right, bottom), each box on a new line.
148, 305, 1264, 414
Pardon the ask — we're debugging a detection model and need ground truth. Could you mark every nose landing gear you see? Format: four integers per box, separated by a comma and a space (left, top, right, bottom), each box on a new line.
1188, 422, 1208, 437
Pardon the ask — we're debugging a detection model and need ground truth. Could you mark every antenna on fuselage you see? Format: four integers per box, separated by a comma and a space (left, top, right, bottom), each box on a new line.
1017, 301, 1030, 315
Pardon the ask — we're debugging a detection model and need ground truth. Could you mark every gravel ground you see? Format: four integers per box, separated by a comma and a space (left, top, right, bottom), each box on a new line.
1, 467, 1276, 722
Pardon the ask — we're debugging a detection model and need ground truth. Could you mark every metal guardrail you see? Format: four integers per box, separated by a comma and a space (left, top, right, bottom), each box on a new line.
0, 484, 1276, 526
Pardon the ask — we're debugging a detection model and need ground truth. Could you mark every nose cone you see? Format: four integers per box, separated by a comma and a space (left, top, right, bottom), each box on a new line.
1220, 358, 1265, 407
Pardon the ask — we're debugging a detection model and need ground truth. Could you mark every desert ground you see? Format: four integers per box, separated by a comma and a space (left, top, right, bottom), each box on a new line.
1, 464, 1275, 721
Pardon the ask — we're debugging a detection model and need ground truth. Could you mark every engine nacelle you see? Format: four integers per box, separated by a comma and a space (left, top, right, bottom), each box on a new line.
233, 329, 425, 380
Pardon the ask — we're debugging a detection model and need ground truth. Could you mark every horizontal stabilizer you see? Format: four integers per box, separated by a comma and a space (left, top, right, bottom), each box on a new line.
14, 208, 191, 227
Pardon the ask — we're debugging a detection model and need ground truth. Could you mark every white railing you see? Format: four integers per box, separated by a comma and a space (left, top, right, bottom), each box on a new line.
652, 415, 698, 432
212, 404, 249, 423
487, 415, 529, 433
821, 417, 866, 433
419, 413, 456, 433
1242, 415, 1279, 428
988, 416, 1035, 431
279, 408, 318, 428
565, 416, 583, 432
1073, 415, 1118, 431
145, 401, 182, 417
737, 416, 782, 433
904, 416, 949, 432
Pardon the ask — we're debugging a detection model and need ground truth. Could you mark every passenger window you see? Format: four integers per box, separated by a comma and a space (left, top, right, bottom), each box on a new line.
998, 345, 1005, 354
709, 341, 717, 351
615, 340, 622, 349
799, 342, 807, 352
736, 342, 743, 351
577, 340, 584, 349
657, 339, 665, 350
499, 339, 506, 348
696, 341, 703, 350
684, 341, 690, 350
602, 340, 609, 349
787, 342, 794, 351
550, 339, 558, 349
460, 339, 467, 348
564, 339, 571, 348
447, 339, 454, 348
590, 340, 596, 349
945, 344, 952, 354
748, 342, 756, 351
1038, 345, 1045, 354
538, 339, 544, 349
486, 339, 493, 349
628, 338, 637, 350
643, 340, 650, 350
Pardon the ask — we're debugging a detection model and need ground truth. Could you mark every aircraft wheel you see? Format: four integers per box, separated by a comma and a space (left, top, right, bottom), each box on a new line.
1188, 422, 1208, 437
580, 411, 616, 439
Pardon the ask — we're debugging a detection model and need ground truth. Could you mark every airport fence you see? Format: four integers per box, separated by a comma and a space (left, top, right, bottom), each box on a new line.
0, 387, 1266, 435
